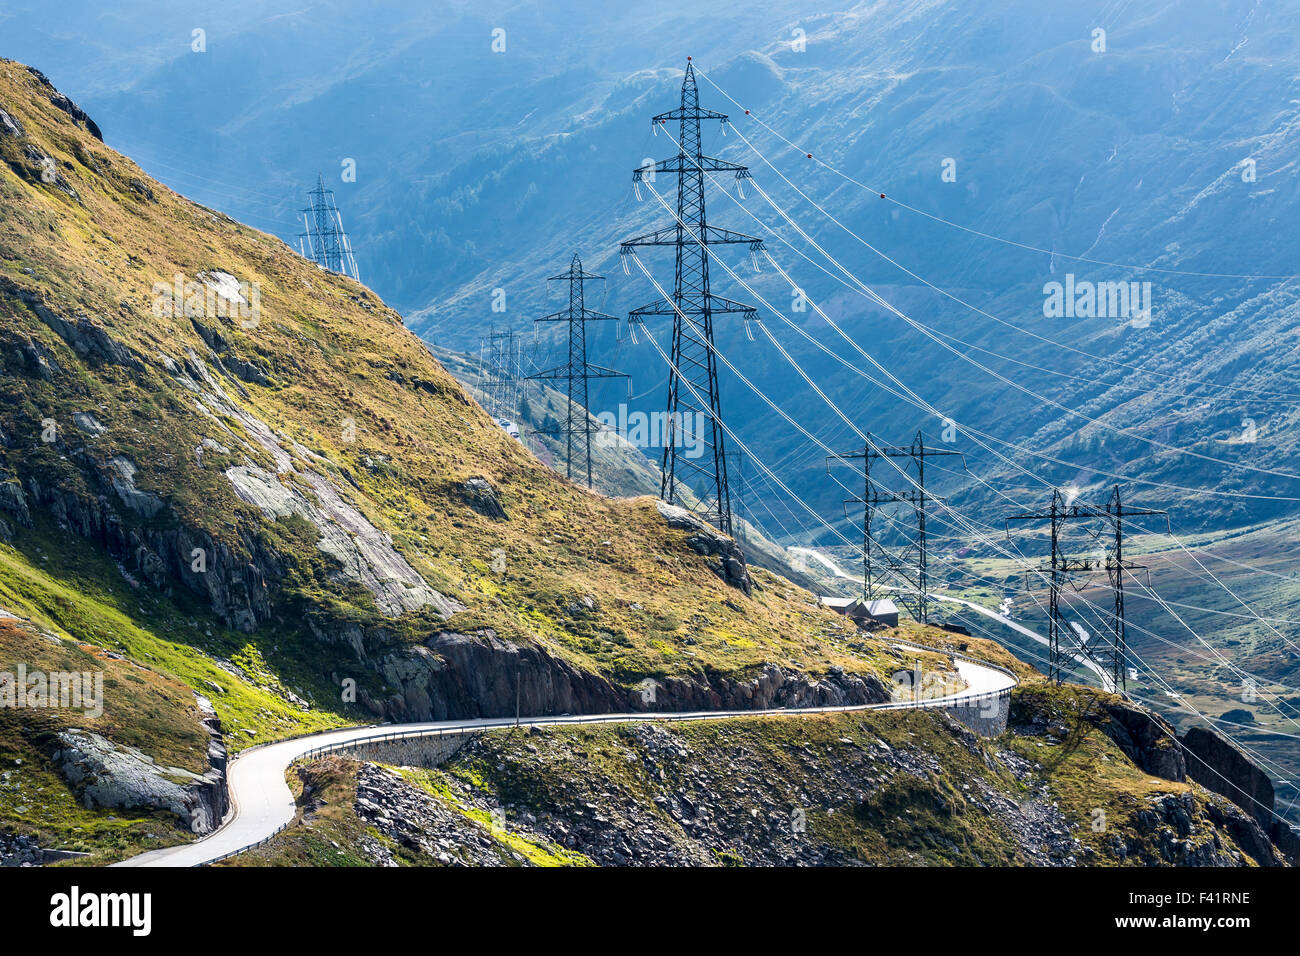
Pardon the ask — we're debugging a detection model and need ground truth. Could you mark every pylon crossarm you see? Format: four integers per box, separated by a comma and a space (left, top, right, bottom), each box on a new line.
621, 228, 681, 249
643, 155, 750, 176
582, 365, 629, 380
628, 298, 676, 318
524, 365, 573, 381
652, 107, 727, 124
536, 307, 619, 324
707, 294, 760, 317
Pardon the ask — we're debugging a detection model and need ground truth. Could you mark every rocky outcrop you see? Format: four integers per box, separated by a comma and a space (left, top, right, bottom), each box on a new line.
1178, 726, 1298, 862
656, 500, 753, 596
226, 463, 462, 619
0, 105, 25, 138
190, 317, 270, 386
459, 477, 507, 520
25, 66, 103, 141
1130, 791, 1282, 866
1179, 727, 1271, 826
336, 625, 889, 723
0, 479, 31, 528
1013, 693, 1179, 779
20, 469, 278, 632
1099, 700, 1186, 782
344, 628, 621, 721
38, 311, 140, 370
51, 706, 228, 835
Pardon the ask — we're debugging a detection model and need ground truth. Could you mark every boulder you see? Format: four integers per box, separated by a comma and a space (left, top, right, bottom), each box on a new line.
51, 728, 227, 834
461, 477, 508, 520
656, 500, 753, 596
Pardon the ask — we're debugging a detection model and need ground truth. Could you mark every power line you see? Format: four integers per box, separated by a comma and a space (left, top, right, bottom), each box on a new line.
692, 63, 1300, 283
619, 59, 764, 535
298, 173, 360, 281
526, 253, 627, 488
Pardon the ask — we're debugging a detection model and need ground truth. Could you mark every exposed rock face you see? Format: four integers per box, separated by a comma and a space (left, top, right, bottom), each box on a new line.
656, 500, 753, 596
19, 467, 278, 632
340, 626, 890, 723
460, 477, 507, 520
107, 456, 165, 518
51, 709, 228, 835
29, 303, 142, 370
0, 105, 25, 138
1099, 700, 1186, 782
25, 66, 103, 141
226, 463, 461, 619
0, 478, 31, 527
1179, 727, 1273, 828
190, 316, 270, 386
348, 628, 622, 722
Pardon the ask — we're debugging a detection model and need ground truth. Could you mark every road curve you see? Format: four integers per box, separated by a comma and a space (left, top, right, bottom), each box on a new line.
117, 650, 1015, 868
926, 591, 1115, 692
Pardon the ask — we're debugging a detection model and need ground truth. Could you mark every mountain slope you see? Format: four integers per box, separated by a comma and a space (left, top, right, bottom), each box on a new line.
8, 0, 1296, 533
0, 58, 1295, 868
0, 55, 927, 711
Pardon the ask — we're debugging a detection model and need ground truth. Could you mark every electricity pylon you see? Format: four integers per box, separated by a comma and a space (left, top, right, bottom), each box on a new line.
480, 329, 525, 420
829, 431, 963, 623
620, 58, 764, 536
526, 254, 627, 488
1104, 487, 1168, 693
298, 174, 360, 280
1006, 486, 1166, 691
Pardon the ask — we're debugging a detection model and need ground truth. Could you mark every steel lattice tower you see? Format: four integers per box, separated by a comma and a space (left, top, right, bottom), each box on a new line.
829, 431, 963, 624
620, 59, 764, 535
480, 329, 525, 420
298, 174, 361, 280
1006, 486, 1166, 691
527, 254, 627, 488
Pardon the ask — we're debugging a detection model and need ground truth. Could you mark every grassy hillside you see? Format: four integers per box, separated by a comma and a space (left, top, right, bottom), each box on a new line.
0, 57, 907, 684
0, 58, 968, 858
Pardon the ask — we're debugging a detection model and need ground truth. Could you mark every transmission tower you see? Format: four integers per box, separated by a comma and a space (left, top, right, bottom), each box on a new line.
526, 254, 627, 488
829, 431, 962, 624
1105, 487, 1168, 693
480, 329, 526, 420
1006, 486, 1166, 691
620, 58, 764, 536
298, 174, 360, 280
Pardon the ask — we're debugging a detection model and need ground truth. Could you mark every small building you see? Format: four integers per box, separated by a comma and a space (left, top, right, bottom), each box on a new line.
819, 595, 899, 629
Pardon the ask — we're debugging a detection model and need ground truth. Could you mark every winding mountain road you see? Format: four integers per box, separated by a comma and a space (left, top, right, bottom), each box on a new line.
116, 652, 1016, 868
925, 591, 1114, 692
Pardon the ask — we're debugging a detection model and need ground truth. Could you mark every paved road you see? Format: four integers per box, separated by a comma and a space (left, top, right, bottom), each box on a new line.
925, 591, 1115, 692
117, 649, 1016, 868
